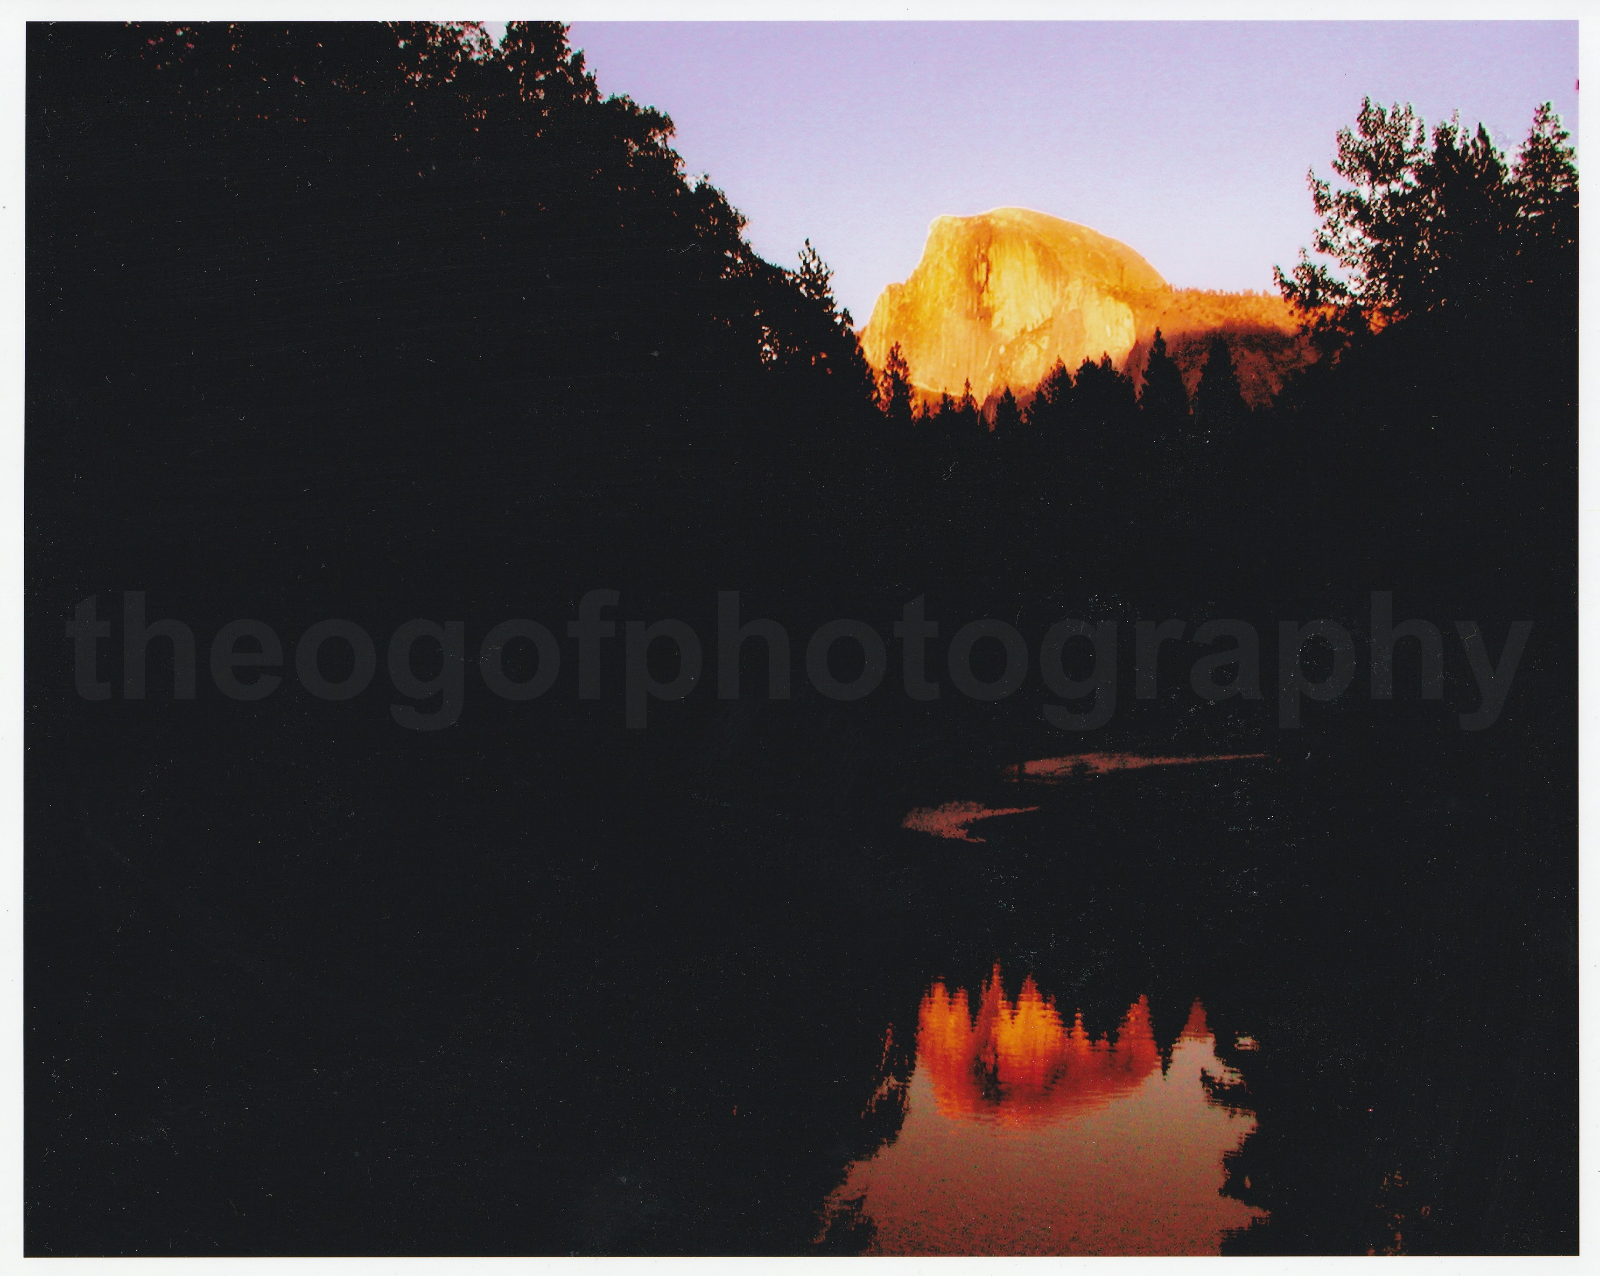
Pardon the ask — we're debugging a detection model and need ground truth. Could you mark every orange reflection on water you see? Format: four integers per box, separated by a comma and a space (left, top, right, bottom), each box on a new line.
901, 801, 1041, 842
1005, 751, 1267, 782
821, 968, 1264, 1255
918, 967, 1159, 1125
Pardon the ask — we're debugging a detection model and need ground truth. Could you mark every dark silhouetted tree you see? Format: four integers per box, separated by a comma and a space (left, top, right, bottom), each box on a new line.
1417, 116, 1518, 320
1139, 330, 1189, 426
1074, 355, 1136, 430
950, 378, 981, 439
1193, 336, 1247, 435
879, 341, 915, 428
1514, 103, 1579, 242
993, 386, 1022, 438
1023, 359, 1074, 447
1513, 103, 1578, 322
766, 240, 878, 407
1275, 97, 1578, 342
1273, 98, 1431, 324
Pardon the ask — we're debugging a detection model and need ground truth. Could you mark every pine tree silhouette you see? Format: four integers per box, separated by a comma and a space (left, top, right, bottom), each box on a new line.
1513, 103, 1578, 323
878, 341, 915, 429
993, 386, 1022, 438
1193, 336, 1247, 436
1139, 330, 1189, 424
1024, 358, 1073, 445
956, 378, 980, 438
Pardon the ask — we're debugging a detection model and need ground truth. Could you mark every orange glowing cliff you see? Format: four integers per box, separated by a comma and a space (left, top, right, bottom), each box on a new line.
859, 207, 1313, 409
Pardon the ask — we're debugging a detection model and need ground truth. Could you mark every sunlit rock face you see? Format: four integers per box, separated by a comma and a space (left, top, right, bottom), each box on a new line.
860, 207, 1307, 408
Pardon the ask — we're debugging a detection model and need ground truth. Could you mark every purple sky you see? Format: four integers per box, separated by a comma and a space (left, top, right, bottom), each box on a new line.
561, 22, 1578, 323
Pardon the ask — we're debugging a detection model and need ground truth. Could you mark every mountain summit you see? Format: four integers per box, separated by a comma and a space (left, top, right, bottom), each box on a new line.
859, 207, 1308, 406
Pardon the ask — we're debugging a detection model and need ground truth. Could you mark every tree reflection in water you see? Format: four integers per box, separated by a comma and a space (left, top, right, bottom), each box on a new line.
820, 966, 1264, 1255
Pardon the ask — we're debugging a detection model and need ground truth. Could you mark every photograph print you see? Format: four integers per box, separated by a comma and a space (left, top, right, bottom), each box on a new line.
25, 16, 1580, 1257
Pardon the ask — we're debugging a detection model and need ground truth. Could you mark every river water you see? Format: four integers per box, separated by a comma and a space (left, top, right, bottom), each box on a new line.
28, 696, 1575, 1254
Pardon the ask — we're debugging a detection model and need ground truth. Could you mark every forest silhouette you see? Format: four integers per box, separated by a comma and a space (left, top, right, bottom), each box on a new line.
27, 22, 1578, 1257
30, 23, 1576, 626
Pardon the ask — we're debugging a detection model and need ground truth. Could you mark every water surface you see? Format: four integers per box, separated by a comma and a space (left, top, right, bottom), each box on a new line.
821, 967, 1264, 1254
